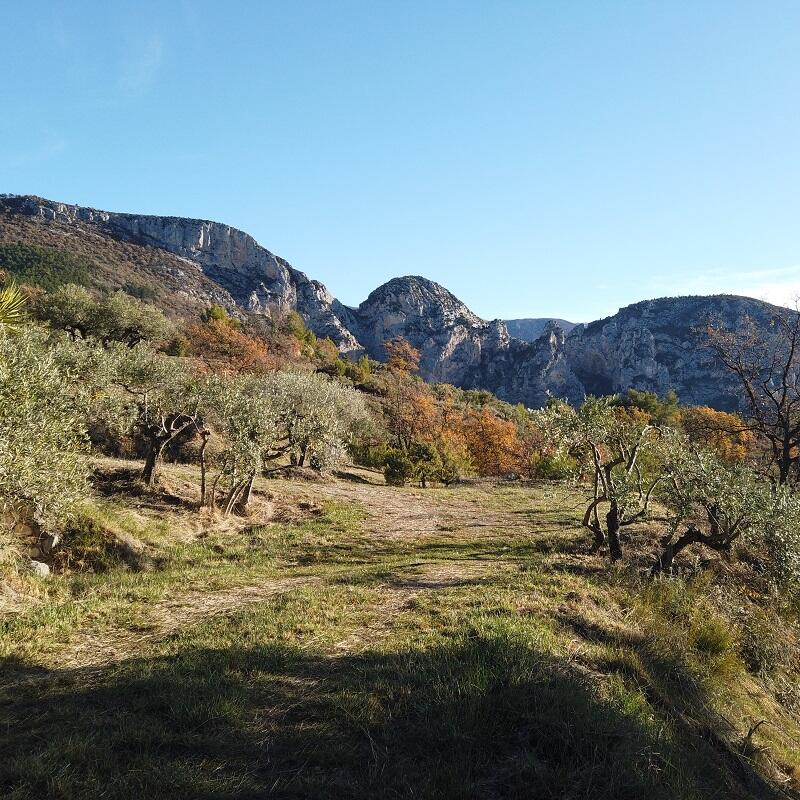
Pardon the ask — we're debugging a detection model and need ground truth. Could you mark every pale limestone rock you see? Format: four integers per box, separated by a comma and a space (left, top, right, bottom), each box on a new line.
2, 194, 790, 410
28, 560, 50, 578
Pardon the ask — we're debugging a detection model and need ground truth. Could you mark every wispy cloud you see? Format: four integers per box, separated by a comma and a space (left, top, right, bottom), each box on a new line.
0, 138, 66, 171
118, 32, 163, 98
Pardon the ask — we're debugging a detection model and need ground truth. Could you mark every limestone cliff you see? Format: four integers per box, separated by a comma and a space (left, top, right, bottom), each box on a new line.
1, 194, 788, 411
1, 195, 362, 352
504, 318, 576, 341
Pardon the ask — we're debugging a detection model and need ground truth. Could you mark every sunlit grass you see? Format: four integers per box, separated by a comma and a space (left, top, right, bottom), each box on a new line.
1, 462, 798, 798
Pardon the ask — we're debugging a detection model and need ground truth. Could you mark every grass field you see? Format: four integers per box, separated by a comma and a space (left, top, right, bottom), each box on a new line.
1, 461, 799, 799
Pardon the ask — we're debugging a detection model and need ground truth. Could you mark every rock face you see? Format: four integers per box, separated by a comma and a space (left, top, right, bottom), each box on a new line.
1, 195, 363, 352
350, 277, 487, 383
1, 194, 788, 410
564, 296, 784, 410
346, 279, 585, 406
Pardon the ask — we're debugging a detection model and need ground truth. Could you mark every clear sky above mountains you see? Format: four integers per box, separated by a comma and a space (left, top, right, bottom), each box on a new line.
2, 1, 799, 321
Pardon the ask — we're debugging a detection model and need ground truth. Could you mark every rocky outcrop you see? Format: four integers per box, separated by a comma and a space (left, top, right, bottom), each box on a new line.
1, 195, 363, 353
563, 296, 786, 410
347, 280, 585, 405
1, 194, 788, 411
349, 276, 487, 383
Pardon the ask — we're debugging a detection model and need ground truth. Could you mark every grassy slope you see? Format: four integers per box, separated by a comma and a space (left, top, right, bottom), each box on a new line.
1, 462, 799, 800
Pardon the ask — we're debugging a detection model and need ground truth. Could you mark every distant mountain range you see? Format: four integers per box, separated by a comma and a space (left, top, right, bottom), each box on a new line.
1, 194, 786, 410
504, 318, 576, 342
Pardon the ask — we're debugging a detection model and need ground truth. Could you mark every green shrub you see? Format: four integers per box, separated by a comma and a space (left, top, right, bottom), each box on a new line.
203, 304, 240, 329
0, 243, 93, 291
0, 327, 89, 530
529, 452, 576, 480
123, 281, 157, 301
56, 507, 118, 571
689, 616, 734, 657
38, 284, 173, 346
384, 449, 415, 486
731, 603, 795, 678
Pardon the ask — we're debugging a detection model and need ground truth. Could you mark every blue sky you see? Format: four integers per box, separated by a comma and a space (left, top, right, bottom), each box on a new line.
2, 1, 799, 322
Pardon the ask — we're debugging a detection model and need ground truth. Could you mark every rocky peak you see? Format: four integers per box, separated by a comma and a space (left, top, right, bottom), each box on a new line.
1, 194, 790, 411
2, 194, 364, 353
358, 276, 483, 328
350, 276, 490, 383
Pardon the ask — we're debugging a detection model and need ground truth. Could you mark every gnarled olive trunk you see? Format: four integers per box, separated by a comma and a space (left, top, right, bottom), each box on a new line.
589, 527, 605, 552
140, 415, 197, 486
198, 428, 211, 508
651, 506, 731, 575
141, 435, 170, 486
223, 473, 256, 517
606, 500, 623, 562
236, 474, 256, 515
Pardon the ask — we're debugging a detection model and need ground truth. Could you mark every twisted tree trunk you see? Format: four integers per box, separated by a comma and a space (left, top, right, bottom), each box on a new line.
141, 435, 169, 486
607, 500, 623, 562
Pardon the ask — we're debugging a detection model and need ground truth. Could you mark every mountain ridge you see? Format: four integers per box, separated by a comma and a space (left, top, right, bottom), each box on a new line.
1, 193, 788, 410
505, 318, 577, 341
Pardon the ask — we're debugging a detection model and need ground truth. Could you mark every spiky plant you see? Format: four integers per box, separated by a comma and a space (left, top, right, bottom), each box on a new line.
0, 280, 26, 329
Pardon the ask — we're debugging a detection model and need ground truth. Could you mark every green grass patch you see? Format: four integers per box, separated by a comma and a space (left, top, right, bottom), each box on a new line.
1, 469, 798, 798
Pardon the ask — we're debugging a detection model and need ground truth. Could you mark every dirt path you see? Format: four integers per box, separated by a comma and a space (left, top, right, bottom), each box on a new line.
331, 559, 508, 655
281, 474, 535, 541
65, 576, 323, 671
2, 474, 526, 682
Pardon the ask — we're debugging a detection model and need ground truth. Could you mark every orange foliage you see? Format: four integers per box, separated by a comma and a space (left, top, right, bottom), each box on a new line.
385, 337, 421, 374
386, 380, 438, 449
314, 337, 339, 366
185, 320, 279, 374
680, 406, 755, 463
463, 407, 522, 476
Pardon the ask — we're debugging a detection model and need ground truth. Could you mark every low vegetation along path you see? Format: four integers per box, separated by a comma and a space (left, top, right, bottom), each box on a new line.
2, 463, 799, 800
11, 471, 528, 673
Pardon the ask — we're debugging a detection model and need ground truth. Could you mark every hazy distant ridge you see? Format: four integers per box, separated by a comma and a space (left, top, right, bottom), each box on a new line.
504, 318, 576, 341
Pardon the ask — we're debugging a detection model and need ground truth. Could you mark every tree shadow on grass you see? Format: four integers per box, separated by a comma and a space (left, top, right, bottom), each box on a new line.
0, 631, 776, 800
555, 610, 790, 800
91, 466, 198, 512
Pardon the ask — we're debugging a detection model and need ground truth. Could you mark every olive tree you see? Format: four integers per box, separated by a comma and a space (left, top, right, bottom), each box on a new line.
36, 284, 95, 340
39, 284, 172, 347
273, 371, 368, 469
200, 371, 368, 514
653, 438, 777, 575
0, 327, 89, 529
763, 489, 800, 591
92, 291, 173, 346
202, 374, 284, 514
99, 344, 201, 485
536, 397, 663, 561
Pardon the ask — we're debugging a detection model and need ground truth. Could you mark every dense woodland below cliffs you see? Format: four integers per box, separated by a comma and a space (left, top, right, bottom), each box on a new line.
1, 195, 800, 799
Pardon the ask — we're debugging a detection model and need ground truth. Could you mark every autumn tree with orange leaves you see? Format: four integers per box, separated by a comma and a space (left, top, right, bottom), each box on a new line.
680, 406, 755, 463
185, 319, 278, 374
385, 336, 421, 375
463, 407, 521, 476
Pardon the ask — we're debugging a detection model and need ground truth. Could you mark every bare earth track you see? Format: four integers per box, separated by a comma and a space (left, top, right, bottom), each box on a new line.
4, 471, 528, 673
